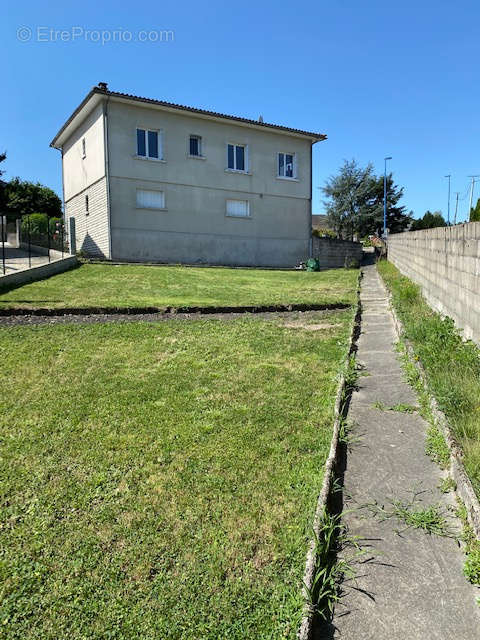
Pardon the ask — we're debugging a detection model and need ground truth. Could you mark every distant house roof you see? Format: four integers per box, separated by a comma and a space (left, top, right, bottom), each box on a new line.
312, 214, 329, 229
51, 83, 327, 148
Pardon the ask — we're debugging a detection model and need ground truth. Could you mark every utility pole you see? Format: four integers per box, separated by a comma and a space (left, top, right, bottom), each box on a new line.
454, 192, 460, 225
383, 156, 392, 237
444, 175, 451, 225
467, 176, 480, 221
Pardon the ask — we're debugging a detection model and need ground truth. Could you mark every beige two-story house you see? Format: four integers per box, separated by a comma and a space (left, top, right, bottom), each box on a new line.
51, 83, 326, 267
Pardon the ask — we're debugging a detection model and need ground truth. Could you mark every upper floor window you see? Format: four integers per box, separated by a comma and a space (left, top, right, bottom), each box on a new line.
278, 152, 296, 179
81, 138, 86, 158
227, 143, 247, 172
136, 128, 161, 159
189, 135, 202, 157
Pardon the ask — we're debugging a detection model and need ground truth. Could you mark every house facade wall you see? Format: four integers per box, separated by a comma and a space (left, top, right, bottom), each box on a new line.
106, 100, 313, 267
62, 102, 111, 258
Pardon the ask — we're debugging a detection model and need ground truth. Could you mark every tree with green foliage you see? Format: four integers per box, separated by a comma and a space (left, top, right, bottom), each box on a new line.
356, 173, 411, 236
322, 160, 375, 239
469, 198, 480, 222
0, 151, 6, 177
323, 159, 411, 238
4, 178, 62, 221
410, 210, 446, 231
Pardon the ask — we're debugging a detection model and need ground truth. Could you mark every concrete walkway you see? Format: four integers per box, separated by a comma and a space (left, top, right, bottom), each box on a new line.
329, 263, 480, 639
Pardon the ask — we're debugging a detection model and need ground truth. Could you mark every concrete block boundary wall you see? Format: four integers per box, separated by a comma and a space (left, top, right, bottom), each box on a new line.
0, 256, 78, 290
312, 236, 363, 269
388, 222, 480, 344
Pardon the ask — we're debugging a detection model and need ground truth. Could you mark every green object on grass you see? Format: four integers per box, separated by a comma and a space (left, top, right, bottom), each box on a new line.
306, 258, 320, 272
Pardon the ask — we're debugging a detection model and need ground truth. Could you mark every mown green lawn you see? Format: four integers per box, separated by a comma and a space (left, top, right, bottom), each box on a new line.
0, 309, 354, 639
378, 260, 480, 499
0, 263, 358, 310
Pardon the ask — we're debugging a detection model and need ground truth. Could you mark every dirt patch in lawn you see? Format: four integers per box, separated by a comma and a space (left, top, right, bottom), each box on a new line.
282, 321, 341, 331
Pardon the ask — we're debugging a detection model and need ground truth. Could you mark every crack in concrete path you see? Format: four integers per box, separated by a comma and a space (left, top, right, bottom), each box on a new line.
322, 264, 480, 640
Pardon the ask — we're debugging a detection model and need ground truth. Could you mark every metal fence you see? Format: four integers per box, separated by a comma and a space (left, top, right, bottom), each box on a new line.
1, 215, 68, 276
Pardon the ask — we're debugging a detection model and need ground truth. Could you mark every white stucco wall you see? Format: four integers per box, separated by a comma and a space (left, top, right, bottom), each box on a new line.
62, 103, 106, 201
62, 101, 110, 258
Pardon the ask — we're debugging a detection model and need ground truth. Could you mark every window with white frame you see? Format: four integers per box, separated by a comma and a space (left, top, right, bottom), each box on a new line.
189, 135, 202, 157
227, 143, 247, 172
81, 138, 86, 158
226, 199, 250, 218
278, 152, 296, 179
136, 189, 165, 210
136, 128, 161, 159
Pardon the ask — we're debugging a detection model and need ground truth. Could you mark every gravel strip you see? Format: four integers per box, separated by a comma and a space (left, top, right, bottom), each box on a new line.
0, 309, 348, 327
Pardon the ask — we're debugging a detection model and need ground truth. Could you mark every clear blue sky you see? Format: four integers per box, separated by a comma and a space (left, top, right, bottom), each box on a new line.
2, 0, 479, 222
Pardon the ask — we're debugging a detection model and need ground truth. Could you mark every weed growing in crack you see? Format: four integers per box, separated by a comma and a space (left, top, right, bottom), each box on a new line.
305, 510, 363, 622
439, 476, 456, 493
456, 500, 480, 586
371, 399, 417, 413
425, 423, 450, 469
365, 490, 454, 538
344, 354, 359, 394
390, 403, 417, 413
338, 419, 362, 448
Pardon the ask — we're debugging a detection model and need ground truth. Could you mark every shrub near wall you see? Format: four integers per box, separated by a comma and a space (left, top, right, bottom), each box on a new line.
21, 214, 65, 251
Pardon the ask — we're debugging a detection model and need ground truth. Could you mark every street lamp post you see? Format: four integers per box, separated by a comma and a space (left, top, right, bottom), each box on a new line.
383, 156, 392, 237
444, 175, 451, 225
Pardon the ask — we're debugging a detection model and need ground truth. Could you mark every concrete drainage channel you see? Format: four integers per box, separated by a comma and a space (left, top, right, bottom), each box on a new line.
298, 263, 480, 640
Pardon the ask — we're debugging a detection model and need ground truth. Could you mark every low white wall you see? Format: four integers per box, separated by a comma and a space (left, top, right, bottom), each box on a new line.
388, 223, 480, 344
0, 256, 78, 290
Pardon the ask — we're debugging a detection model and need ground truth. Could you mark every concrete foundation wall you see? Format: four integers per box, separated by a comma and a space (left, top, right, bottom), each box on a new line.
388, 223, 480, 343
110, 176, 310, 267
312, 236, 363, 269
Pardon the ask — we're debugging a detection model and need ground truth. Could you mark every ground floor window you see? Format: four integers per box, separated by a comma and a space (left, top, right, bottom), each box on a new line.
226, 199, 250, 218
136, 189, 165, 209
